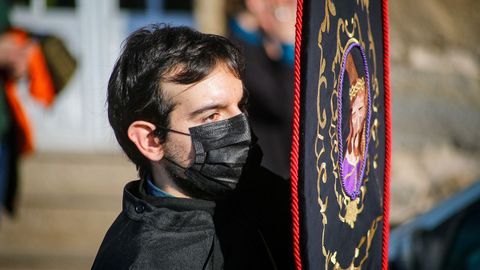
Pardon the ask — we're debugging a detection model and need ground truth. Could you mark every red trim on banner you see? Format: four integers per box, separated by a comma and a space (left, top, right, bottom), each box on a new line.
291, 0, 304, 269
381, 0, 391, 269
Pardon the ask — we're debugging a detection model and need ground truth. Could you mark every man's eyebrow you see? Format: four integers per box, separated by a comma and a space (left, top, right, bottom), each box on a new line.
189, 103, 225, 117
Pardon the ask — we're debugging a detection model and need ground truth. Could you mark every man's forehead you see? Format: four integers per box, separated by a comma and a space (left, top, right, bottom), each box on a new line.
161, 66, 242, 100
161, 80, 199, 101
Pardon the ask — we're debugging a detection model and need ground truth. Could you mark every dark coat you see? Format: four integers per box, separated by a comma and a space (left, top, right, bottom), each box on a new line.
92, 157, 293, 269
92, 180, 222, 269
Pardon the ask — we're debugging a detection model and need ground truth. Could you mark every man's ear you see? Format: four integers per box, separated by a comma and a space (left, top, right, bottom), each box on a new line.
128, 121, 164, 161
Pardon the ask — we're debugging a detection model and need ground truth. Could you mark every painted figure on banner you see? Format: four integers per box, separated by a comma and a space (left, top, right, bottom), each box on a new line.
341, 52, 369, 199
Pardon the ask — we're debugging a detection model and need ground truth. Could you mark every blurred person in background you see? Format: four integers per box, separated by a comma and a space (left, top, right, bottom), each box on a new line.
0, 0, 32, 218
92, 24, 293, 270
0, 0, 75, 218
227, 0, 296, 179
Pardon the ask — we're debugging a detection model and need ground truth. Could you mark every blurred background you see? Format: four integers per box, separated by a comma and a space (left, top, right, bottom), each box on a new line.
0, 0, 478, 269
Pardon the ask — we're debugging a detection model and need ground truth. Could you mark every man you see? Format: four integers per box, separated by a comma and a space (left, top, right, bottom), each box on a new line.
227, 0, 296, 178
92, 24, 293, 269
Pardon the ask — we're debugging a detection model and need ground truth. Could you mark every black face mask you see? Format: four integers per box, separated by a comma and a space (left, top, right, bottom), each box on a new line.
163, 113, 252, 200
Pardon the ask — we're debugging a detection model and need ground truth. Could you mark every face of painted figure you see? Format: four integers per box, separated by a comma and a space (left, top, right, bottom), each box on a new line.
351, 84, 366, 137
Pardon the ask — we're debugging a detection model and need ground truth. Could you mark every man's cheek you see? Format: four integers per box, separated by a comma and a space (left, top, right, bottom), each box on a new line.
177, 136, 195, 167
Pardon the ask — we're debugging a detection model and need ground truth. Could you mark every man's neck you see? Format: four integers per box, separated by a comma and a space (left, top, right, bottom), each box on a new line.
151, 164, 191, 199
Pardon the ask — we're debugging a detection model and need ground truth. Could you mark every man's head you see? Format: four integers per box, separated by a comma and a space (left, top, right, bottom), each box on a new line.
108, 24, 246, 181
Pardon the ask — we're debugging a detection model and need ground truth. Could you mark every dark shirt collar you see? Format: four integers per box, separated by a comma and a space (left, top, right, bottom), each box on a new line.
124, 180, 216, 215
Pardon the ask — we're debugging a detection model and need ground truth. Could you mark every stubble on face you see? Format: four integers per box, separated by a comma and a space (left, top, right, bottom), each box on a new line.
161, 131, 194, 180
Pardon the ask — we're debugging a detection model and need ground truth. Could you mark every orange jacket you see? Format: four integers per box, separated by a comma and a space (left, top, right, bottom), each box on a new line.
4, 29, 55, 154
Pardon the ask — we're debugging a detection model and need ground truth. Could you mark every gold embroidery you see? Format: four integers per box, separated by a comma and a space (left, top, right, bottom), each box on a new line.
345, 198, 360, 228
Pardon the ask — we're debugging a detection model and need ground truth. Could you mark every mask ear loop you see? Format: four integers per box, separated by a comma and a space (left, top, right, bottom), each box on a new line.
149, 127, 191, 170
151, 126, 191, 137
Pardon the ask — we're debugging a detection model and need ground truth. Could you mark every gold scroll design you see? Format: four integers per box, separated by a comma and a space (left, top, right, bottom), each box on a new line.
315, 1, 383, 269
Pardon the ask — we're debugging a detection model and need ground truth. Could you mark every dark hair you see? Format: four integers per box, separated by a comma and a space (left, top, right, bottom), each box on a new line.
107, 24, 244, 178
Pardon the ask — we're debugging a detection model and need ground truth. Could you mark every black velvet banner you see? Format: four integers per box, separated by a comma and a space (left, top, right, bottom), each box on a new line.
294, 1, 388, 269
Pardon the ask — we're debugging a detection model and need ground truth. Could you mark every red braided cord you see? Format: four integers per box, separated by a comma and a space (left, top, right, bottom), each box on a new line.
290, 0, 304, 269
381, 0, 391, 269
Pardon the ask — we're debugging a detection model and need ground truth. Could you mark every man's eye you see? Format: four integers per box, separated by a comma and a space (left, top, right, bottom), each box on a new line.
204, 113, 220, 123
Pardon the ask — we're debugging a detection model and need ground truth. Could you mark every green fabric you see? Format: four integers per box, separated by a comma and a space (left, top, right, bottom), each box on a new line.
0, 0, 11, 33
0, 0, 12, 140
0, 81, 11, 140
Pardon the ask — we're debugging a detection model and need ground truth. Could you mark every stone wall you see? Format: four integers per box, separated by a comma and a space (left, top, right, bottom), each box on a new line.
389, 0, 480, 224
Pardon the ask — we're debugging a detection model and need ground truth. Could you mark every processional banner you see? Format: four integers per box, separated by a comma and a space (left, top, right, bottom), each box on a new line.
290, 0, 391, 269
